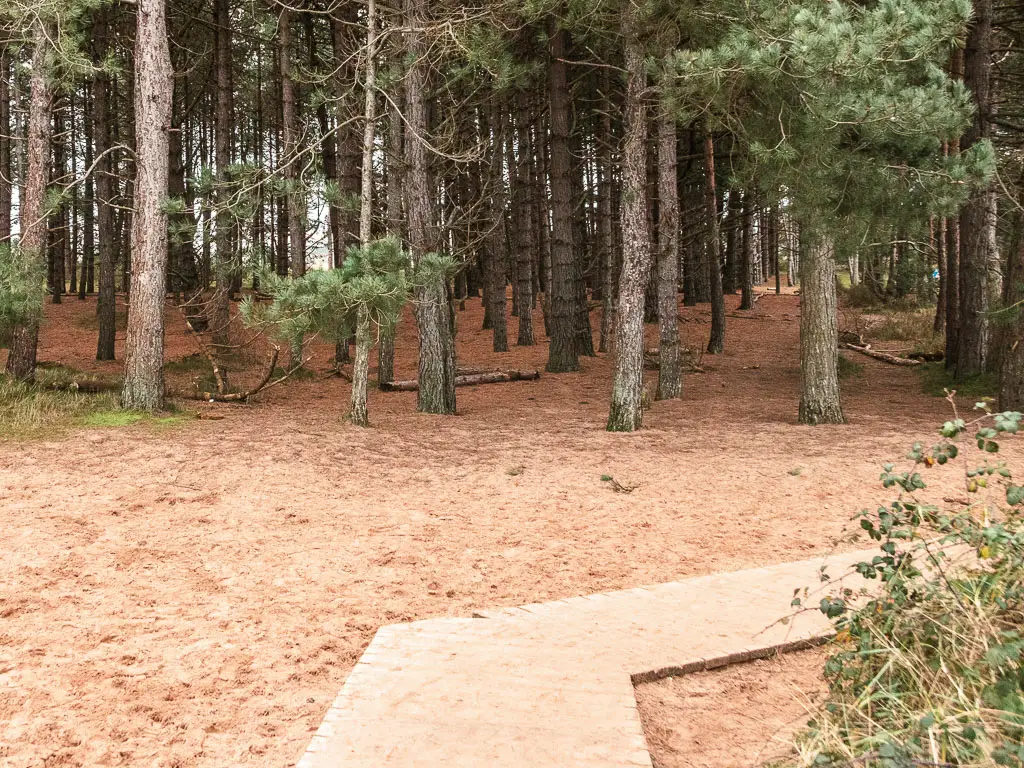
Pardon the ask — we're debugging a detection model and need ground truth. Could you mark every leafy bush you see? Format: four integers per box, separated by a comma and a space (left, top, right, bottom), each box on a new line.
792, 400, 1024, 767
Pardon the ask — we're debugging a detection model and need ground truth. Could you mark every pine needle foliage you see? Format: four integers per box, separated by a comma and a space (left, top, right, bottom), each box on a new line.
668, 0, 993, 240
0, 244, 44, 342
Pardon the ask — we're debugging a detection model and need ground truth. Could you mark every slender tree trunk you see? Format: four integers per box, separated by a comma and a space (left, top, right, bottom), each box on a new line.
956, 5, 990, 380
5, 23, 54, 382
80, 85, 95, 298
50, 102, 66, 304
545, 24, 579, 372
349, 307, 371, 426
0, 48, 11, 249
406, 0, 455, 413
280, 7, 304, 277
655, 101, 680, 399
797, 229, 844, 425
513, 92, 535, 346
705, 133, 725, 353
359, 0, 377, 244
347, 0, 379, 412
211, 0, 233, 352
379, 71, 403, 386
95, 11, 117, 360
607, 18, 650, 432
487, 101, 508, 352
739, 191, 754, 310
122, 0, 173, 410
597, 71, 615, 353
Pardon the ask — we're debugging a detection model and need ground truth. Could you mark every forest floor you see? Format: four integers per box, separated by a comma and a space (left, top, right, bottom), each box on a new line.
0, 289, 996, 767
635, 649, 828, 768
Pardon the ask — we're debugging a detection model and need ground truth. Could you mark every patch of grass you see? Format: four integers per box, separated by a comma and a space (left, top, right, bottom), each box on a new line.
82, 410, 189, 429
0, 375, 119, 439
787, 467, 803, 476
838, 355, 864, 380
917, 361, 997, 399
0, 371, 192, 440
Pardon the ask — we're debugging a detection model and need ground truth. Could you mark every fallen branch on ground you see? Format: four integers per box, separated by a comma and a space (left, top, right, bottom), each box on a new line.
380, 369, 541, 392
841, 343, 921, 366
179, 347, 306, 403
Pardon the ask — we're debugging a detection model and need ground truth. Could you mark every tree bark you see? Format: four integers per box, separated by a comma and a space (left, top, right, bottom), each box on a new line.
359, 0, 377, 245
956, 2, 991, 380
406, 0, 455, 414
211, 0, 233, 351
280, 7, 304, 277
705, 133, 725, 354
0, 47, 10, 249
121, 0, 173, 410
95, 10, 117, 361
486, 101, 508, 352
545, 23, 579, 372
513, 92, 535, 346
797, 230, 845, 425
5, 23, 54, 382
597, 70, 615, 353
739, 190, 754, 310
655, 101, 680, 399
607, 17, 650, 432
349, 307, 371, 426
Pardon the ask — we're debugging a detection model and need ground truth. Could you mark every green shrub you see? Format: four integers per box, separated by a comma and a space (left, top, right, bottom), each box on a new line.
791, 401, 1024, 767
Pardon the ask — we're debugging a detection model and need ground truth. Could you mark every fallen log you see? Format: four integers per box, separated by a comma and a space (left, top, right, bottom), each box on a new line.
841, 343, 921, 367
381, 369, 541, 392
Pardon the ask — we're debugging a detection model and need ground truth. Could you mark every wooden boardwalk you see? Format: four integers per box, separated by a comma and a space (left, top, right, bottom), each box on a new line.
297, 550, 874, 767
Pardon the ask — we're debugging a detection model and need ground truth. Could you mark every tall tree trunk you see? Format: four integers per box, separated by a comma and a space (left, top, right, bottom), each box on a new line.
487, 101, 508, 352
359, 0, 377, 244
5, 23, 54, 382
797, 229, 844, 425
705, 132, 725, 354
95, 11, 117, 361
655, 101, 680, 399
597, 70, 615, 353
349, 0, 378, 416
513, 91, 535, 346
80, 85, 95, 298
545, 24, 579, 372
739, 190, 754, 310
379, 69, 403, 385
956, 2, 991, 379
280, 7, 304, 278
0, 47, 11, 249
50, 102, 66, 305
406, 0, 455, 413
607, 18, 650, 432
122, 0, 173, 410
211, 0, 233, 352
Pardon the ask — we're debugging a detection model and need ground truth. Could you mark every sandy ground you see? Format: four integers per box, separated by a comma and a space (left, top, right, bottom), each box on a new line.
0, 290, 989, 767
635, 650, 828, 768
